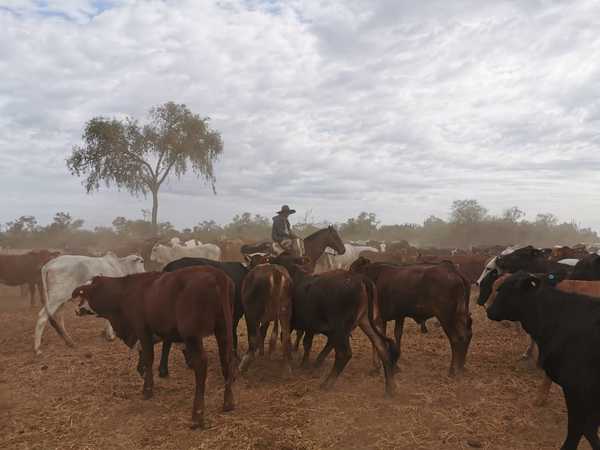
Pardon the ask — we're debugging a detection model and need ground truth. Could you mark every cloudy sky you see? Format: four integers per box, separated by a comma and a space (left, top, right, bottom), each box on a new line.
2, 0, 600, 230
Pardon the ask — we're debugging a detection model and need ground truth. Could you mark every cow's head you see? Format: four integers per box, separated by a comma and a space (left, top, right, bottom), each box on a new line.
476, 268, 499, 305
486, 271, 540, 322
349, 256, 370, 273
71, 283, 97, 317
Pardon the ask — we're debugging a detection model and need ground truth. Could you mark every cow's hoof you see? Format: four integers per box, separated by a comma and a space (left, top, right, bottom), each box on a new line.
190, 421, 204, 430
142, 390, 153, 400
158, 370, 169, 378
223, 403, 235, 413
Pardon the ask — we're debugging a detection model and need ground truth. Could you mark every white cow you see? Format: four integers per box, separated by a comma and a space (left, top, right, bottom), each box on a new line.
150, 242, 221, 266
329, 244, 379, 270
35, 253, 145, 355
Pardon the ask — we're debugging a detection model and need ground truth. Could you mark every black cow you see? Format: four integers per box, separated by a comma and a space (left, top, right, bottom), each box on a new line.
495, 245, 572, 276
274, 255, 398, 396
570, 254, 600, 281
487, 271, 600, 450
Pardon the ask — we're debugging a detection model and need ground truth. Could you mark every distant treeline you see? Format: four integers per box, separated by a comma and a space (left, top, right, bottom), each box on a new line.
0, 200, 597, 251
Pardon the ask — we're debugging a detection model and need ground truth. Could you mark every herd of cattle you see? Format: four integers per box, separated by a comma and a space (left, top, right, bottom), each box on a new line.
2, 231, 600, 449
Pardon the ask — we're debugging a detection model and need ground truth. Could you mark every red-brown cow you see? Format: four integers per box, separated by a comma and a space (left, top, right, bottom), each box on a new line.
0, 250, 60, 306
350, 257, 472, 376
72, 266, 235, 429
239, 262, 294, 375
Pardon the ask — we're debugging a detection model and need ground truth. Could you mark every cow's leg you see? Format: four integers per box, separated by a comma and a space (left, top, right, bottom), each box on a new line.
393, 317, 405, 370
439, 317, 470, 377
104, 321, 116, 341
37, 282, 45, 306
280, 317, 293, 376
300, 331, 314, 369
56, 309, 75, 348
188, 338, 208, 429
562, 392, 585, 450
293, 330, 304, 352
584, 417, 600, 450
314, 339, 334, 369
158, 340, 172, 378
534, 375, 552, 406
232, 309, 243, 361
239, 311, 259, 373
136, 345, 145, 378
320, 336, 351, 391
258, 322, 270, 357
34, 308, 49, 355
214, 320, 235, 414
28, 282, 36, 308
359, 316, 397, 397
419, 320, 428, 334
268, 320, 279, 358
371, 320, 387, 374
140, 333, 155, 399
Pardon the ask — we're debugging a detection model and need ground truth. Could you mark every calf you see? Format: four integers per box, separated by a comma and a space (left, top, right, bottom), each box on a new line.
570, 254, 600, 281
239, 263, 293, 374
487, 271, 600, 450
350, 257, 472, 376
73, 266, 235, 429
274, 255, 398, 396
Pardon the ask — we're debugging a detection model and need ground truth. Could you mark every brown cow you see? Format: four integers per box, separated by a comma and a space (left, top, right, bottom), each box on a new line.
416, 254, 488, 284
349, 257, 472, 376
239, 263, 293, 375
0, 250, 60, 306
72, 266, 235, 429
487, 276, 600, 406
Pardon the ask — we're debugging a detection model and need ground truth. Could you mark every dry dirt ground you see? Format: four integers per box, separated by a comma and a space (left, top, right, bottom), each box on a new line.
0, 285, 588, 450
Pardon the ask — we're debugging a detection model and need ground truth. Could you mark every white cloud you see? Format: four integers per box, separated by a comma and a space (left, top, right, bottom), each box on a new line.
1, 0, 600, 231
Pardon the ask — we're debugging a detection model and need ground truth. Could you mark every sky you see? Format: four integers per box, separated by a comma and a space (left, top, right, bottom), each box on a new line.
1, 0, 600, 230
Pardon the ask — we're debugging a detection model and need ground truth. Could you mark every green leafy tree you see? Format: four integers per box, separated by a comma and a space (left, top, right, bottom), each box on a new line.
67, 102, 223, 229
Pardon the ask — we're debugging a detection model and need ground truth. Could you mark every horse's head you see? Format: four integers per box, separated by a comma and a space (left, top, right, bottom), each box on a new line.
325, 225, 345, 255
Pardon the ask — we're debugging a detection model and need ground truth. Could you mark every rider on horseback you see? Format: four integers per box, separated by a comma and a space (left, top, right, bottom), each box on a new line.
272, 205, 304, 256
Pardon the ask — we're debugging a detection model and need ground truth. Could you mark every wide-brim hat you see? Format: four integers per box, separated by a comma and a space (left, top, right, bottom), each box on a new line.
277, 205, 296, 215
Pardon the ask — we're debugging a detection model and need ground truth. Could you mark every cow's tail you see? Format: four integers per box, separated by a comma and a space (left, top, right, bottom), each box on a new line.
448, 265, 473, 339
41, 267, 66, 340
364, 278, 399, 366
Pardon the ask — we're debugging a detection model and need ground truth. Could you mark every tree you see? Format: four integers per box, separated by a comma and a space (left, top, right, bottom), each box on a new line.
339, 212, 380, 239
450, 199, 488, 224
67, 102, 223, 230
502, 206, 525, 222
535, 213, 558, 227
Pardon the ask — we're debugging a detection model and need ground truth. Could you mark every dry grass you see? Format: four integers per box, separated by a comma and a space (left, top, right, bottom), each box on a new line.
0, 285, 590, 450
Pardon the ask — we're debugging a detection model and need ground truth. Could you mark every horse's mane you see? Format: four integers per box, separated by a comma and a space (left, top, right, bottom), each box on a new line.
304, 227, 334, 242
